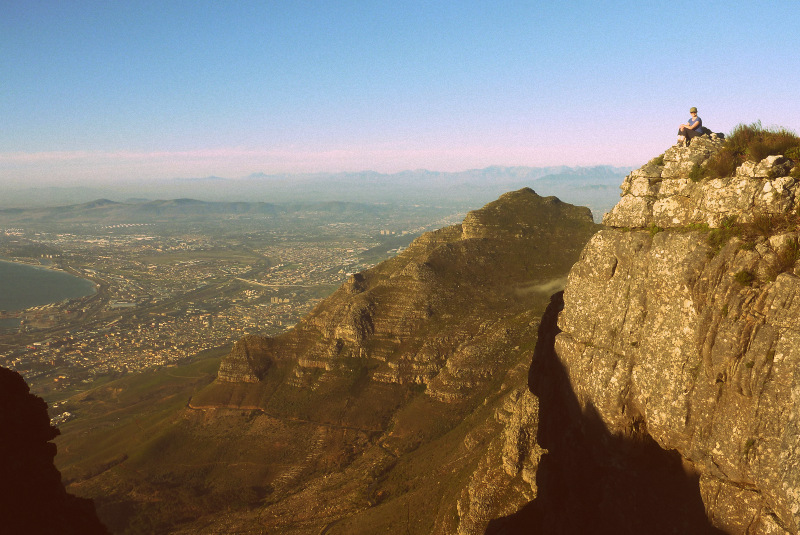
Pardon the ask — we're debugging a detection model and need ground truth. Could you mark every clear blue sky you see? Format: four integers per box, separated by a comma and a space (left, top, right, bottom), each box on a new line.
2, 0, 799, 185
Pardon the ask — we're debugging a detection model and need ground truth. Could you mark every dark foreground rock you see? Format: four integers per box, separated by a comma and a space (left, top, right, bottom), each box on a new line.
0, 366, 109, 535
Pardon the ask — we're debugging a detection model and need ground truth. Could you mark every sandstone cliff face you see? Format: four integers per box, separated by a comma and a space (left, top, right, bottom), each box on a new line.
605, 135, 796, 228
217, 335, 276, 382
554, 137, 800, 534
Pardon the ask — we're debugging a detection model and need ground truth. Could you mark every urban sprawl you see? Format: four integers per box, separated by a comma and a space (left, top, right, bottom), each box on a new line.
0, 209, 461, 409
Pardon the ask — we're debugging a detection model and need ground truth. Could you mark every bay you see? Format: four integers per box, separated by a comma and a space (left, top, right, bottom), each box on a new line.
0, 260, 96, 329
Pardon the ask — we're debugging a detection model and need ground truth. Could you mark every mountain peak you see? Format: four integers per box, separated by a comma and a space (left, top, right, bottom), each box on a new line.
209, 187, 598, 389
80, 198, 118, 208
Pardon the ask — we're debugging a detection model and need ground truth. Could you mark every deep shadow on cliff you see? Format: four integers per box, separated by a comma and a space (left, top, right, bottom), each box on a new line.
0, 366, 109, 535
485, 292, 728, 535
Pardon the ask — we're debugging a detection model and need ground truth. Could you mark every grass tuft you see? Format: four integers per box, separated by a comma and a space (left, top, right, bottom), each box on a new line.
684, 222, 710, 232
743, 438, 756, 456
703, 121, 800, 179
707, 216, 740, 254
777, 237, 800, 272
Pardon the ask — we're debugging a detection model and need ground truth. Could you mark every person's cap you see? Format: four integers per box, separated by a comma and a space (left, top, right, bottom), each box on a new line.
690, 107, 698, 113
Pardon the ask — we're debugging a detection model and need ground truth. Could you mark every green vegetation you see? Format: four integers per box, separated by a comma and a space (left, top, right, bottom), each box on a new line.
743, 438, 756, 456
681, 213, 799, 280
734, 270, 756, 285
750, 211, 800, 237
787, 148, 800, 178
739, 239, 756, 251
706, 215, 740, 255
688, 163, 704, 182
720, 215, 738, 230
704, 121, 800, 179
730, 122, 800, 162
652, 154, 665, 166
647, 224, 663, 236
753, 213, 778, 235
682, 222, 710, 232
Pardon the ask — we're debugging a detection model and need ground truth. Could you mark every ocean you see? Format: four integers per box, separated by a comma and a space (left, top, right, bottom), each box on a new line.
0, 259, 96, 330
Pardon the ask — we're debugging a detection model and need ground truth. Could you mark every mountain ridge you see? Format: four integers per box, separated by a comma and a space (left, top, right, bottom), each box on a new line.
2, 165, 631, 214
55, 187, 600, 533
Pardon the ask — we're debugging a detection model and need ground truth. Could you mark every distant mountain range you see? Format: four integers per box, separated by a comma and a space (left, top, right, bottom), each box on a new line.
0, 198, 392, 226
3, 166, 631, 221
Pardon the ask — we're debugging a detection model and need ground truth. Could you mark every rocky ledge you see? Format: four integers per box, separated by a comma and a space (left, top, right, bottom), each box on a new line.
554, 137, 800, 533
605, 134, 798, 228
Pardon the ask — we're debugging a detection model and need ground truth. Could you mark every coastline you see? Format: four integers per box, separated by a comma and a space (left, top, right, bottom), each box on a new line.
0, 258, 98, 317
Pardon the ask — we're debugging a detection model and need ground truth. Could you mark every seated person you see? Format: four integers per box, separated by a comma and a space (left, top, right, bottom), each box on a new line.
677, 107, 703, 145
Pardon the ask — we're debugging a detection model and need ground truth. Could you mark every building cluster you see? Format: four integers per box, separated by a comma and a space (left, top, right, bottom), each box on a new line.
0, 209, 465, 399
0, 229, 383, 397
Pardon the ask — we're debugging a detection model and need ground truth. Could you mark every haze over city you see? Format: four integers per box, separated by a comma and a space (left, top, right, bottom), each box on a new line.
3, 0, 799, 187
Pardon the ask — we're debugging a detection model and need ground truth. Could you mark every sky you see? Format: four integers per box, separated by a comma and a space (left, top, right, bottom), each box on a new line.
2, 0, 799, 187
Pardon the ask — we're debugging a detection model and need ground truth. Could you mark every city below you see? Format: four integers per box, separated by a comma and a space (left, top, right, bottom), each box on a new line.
0, 200, 464, 412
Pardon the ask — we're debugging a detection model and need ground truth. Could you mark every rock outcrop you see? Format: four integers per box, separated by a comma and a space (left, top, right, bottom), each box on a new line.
551, 136, 800, 533
605, 135, 797, 228
0, 366, 109, 535
217, 334, 276, 382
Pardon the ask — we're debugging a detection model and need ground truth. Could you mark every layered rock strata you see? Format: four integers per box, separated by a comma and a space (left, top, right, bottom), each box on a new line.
180, 188, 600, 533
555, 137, 800, 533
216, 188, 599, 402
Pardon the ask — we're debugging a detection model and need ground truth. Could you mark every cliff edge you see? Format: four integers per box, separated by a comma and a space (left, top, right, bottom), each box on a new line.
554, 134, 800, 533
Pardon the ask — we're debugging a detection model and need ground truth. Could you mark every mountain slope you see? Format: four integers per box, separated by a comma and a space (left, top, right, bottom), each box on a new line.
54, 136, 800, 534
56, 188, 599, 533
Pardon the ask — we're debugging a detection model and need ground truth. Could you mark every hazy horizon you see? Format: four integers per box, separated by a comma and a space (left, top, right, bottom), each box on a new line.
0, 165, 631, 223
3, 2, 799, 187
